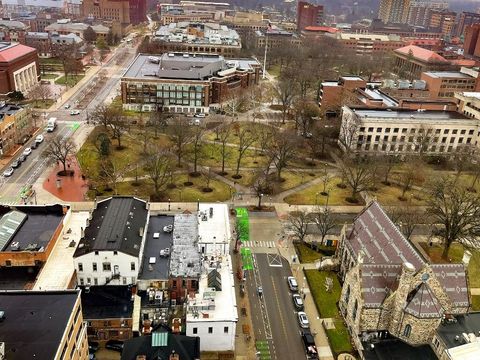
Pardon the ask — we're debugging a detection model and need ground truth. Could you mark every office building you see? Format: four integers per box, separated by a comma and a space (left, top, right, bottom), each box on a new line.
296, 1, 324, 31
456, 91, 480, 120
121, 52, 260, 114
378, 0, 411, 24
329, 32, 404, 56
421, 70, 480, 99
0, 42, 39, 96
407, 0, 448, 27
44, 20, 109, 40
456, 12, 480, 38
464, 24, 480, 58
80, 0, 147, 26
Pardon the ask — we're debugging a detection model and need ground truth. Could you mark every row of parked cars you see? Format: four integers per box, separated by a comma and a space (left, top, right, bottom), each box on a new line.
287, 276, 319, 359
3, 135, 44, 177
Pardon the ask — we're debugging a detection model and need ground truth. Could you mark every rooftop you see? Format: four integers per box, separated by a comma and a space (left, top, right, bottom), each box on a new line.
169, 214, 201, 278
362, 338, 437, 360
0, 290, 80, 359
186, 255, 237, 323
0, 19, 27, 30
74, 197, 149, 258
0, 43, 36, 63
337, 32, 401, 41
303, 26, 339, 33
437, 312, 480, 349
0, 103, 23, 116
394, 45, 449, 63
198, 203, 231, 247
0, 204, 65, 252
80, 285, 134, 320
138, 215, 173, 280
350, 108, 470, 121
423, 71, 472, 79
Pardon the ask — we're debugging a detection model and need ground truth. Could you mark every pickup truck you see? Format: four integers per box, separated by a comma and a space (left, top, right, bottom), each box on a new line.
302, 329, 319, 359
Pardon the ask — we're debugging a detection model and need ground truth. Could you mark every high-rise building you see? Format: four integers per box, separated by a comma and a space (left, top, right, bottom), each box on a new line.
456, 12, 480, 37
296, 1, 324, 31
407, 0, 448, 27
429, 9, 456, 37
80, 0, 146, 26
464, 24, 480, 57
378, 0, 411, 24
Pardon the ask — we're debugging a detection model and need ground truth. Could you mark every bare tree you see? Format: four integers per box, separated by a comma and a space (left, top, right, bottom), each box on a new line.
99, 158, 126, 195
273, 77, 297, 124
266, 129, 297, 181
91, 104, 118, 130
376, 154, 398, 186
339, 157, 373, 202
338, 110, 360, 154
313, 205, 335, 244
148, 109, 168, 138
398, 158, 425, 200
287, 210, 310, 243
450, 145, 476, 185
388, 205, 424, 240
293, 100, 320, 134
169, 117, 193, 166
137, 124, 151, 155
189, 125, 205, 175
29, 84, 52, 106
233, 123, 257, 177
252, 168, 271, 208
216, 121, 232, 175
306, 122, 339, 159
319, 164, 332, 196
224, 90, 246, 118
427, 178, 480, 257
144, 149, 173, 198
43, 136, 76, 174
109, 108, 127, 149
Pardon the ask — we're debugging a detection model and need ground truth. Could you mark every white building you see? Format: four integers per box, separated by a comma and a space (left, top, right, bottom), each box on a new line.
197, 203, 231, 255
73, 197, 149, 286
339, 106, 480, 156
185, 255, 237, 351
456, 92, 480, 120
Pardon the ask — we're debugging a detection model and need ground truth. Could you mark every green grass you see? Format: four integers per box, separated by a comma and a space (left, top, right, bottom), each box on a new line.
55, 74, 84, 86
236, 208, 250, 242
305, 270, 342, 319
198, 142, 269, 169
370, 184, 426, 206
40, 73, 59, 79
295, 243, 323, 263
267, 64, 281, 77
419, 242, 480, 288
285, 177, 357, 206
40, 57, 63, 65
326, 320, 354, 355
471, 295, 480, 311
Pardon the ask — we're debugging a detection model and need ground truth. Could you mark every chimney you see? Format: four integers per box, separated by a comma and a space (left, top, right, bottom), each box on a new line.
357, 250, 365, 265
463, 250, 472, 267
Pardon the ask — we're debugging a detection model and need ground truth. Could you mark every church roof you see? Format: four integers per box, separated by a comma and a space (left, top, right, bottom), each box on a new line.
404, 282, 444, 318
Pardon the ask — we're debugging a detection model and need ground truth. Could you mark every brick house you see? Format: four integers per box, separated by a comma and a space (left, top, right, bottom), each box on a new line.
337, 201, 470, 352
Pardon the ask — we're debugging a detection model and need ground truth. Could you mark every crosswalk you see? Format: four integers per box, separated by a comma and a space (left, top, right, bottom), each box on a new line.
242, 241, 276, 248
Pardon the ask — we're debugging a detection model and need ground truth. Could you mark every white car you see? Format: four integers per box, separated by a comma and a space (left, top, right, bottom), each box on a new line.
35, 135, 44, 143
194, 113, 206, 118
160, 248, 170, 257
64, 104, 71, 109
297, 311, 310, 329
23, 147, 32, 156
3, 167, 14, 177
70, 110, 80, 116
163, 225, 173, 233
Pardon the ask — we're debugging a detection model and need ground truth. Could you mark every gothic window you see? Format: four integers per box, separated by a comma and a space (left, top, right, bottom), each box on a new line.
403, 324, 412, 338
352, 300, 358, 321
345, 285, 351, 305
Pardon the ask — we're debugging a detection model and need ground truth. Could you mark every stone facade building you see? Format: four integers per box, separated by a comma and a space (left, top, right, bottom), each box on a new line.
337, 201, 470, 351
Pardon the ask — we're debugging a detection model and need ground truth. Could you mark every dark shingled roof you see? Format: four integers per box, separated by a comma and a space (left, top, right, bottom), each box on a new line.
404, 282, 444, 318
361, 264, 401, 307
80, 285, 134, 320
74, 197, 148, 258
0, 290, 80, 360
362, 338, 438, 360
431, 264, 469, 308
121, 324, 200, 360
436, 312, 480, 349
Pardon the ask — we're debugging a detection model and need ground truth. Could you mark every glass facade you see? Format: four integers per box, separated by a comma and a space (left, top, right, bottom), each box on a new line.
126, 82, 205, 108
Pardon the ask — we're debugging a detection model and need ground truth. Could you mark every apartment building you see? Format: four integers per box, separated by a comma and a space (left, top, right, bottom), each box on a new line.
456, 12, 480, 37
378, 0, 411, 24
0, 103, 33, 155
254, 26, 301, 49
421, 70, 480, 99
296, 1, 324, 31
428, 9, 456, 37
0, 290, 88, 360
407, 0, 448, 27
464, 24, 480, 58
339, 106, 480, 155
329, 32, 404, 56
81, 0, 146, 25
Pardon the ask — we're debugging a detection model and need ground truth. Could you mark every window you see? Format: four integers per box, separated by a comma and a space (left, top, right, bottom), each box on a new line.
459, 137, 464, 144
375, 135, 380, 142
452, 129, 458, 134
385, 128, 391, 133
193, 327, 198, 334
86, 278, 91, 284
131, 262, 135, 271
208, 327, 213, 334
376, 127, 382, 132
435, 129, 441, 134
402, 128, 407, 134
103, 263, 111, 271
368, 127, 374, 132
123, 277, 127, 285
461, 129, 466, 135
450, 138, 455, 143
113, 251, 118, 255
403, 324, 412, 338
393, 128, 399, 133
5, 260, 11, 267
79, 278, 84, 285
444, 129, 449, 134
78, 263, 83, 272
224, 326, 229, 334
352, 300, 358, 321
442, 137, 447, 143
383, 135, 388, 141
94, 278, 98, 285
94, 251, 99, 255
92, 263, 97, 272
469, 129, 474, 135
360, 127, 365, 132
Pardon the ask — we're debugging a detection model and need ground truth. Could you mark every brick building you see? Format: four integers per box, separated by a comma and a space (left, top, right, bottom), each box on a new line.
0, 104, 33, 155
0, 42, 39, 96
337, 201, 470, 352
456, 12, 480, 38
464, 24, 480, 58
328, 32, 404, 56
121, 53, 260, 114
0, 20, 28, 43
421, 70, 480, 99
428, 9, 456, 37
81, 0, 146, 26
296, 1, 324, 31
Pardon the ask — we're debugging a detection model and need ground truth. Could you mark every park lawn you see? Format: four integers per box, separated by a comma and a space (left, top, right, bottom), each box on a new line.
267, 64, 281, 77
276, 171, 308, 192
326, 320, 354, 355
471, 295, 480, 311
31, 99, 55, 109
41, 73, 59, 79
284, 177, 355, 206
204, 122, 276, 148
305, 270, 342, 319
419, 242, 480, 288
198, 142, 269, 169
229, 170, 256, 188
55, 74, 84, 86
370, 183, 426, 206
295, 243, 322, 263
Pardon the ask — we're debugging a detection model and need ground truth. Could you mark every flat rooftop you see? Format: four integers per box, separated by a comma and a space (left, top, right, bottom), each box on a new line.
186, 255, 237, 323
0, 204, 65, 252
457, 92, 480, 100
0, 266, 40, 290
363, 88, 399, 107
0, 290, 80, 359
139, 215, 174, 280
424, 71, 472, 79
170, 214, 201, 278
362, 339, 437, 360
198, 203, 231, 247
351, 108, 470, 120
437, 312, 480, 349
80, 285, 134, 320
33, 211, 89, 290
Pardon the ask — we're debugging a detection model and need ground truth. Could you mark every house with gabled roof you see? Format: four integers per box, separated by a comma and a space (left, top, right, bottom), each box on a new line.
337, 201, 470, 352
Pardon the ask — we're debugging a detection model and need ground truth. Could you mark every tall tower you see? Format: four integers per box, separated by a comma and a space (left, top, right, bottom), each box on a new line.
378, 0, 412, 24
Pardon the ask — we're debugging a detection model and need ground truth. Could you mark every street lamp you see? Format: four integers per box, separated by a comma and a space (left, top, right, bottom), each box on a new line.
258, 193, 264, 209
168, 198, 171, 211
197, 198, 200, 211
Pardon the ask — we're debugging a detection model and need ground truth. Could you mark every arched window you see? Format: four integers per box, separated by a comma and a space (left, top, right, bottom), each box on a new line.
403, 324, 412, 338
352, 300, 358, 321
345, 285, 351, 305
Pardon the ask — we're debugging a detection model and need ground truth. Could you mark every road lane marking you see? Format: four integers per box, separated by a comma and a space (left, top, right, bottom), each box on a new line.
271, 275, 288, 340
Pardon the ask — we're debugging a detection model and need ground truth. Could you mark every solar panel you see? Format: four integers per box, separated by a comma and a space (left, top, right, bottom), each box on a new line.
0, 210, 27, 251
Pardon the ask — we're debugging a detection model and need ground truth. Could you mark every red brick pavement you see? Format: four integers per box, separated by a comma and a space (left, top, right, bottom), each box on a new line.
42, 156, 89, 201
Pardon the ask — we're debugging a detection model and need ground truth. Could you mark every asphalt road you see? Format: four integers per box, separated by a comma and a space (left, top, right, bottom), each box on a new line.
246, 253, 306, 360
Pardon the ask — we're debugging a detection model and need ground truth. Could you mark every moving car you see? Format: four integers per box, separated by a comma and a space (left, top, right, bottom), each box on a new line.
23, 147, 32, 156
163, 224, 173, 233
3, 167, 14, 177
105, 340, 123, 352
35, 134, 44, 143
292, 293, 304, 310
287, 276, 298, 292
297, 311, 310, 329
70, 110, 80, 116
11, 160, 20, 169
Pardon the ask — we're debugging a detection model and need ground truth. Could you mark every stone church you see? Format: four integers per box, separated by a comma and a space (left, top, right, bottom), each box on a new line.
337, 201, 471, 351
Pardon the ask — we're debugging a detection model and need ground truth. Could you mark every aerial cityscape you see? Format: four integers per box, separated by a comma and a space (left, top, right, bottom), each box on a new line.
2, 0, 480, 359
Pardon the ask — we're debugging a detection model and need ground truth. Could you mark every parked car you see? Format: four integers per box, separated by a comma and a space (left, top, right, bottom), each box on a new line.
194, 113, 206, 118
70, 110, 80, 116
3, 167, 14, 177
31, 141, 38, 149
301, 329, 319, 359
105, 340, 124, 352
297, 311, 310, 329
23, 147, 32, 156
292, 293, 304, 310
189, 119, 201, 126
163, 224, 173, 233
35, 134, 44, 143
88, 341, 99, 353
257, 286, 263, 297
287, 276, 298, 292
64, 104, 71, 109
18, 155, 26, 162
11, 160, 20, 169
159, 248, 170, 257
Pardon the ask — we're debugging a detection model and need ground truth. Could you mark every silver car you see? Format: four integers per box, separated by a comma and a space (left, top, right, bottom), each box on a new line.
298, 311, 310, 329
